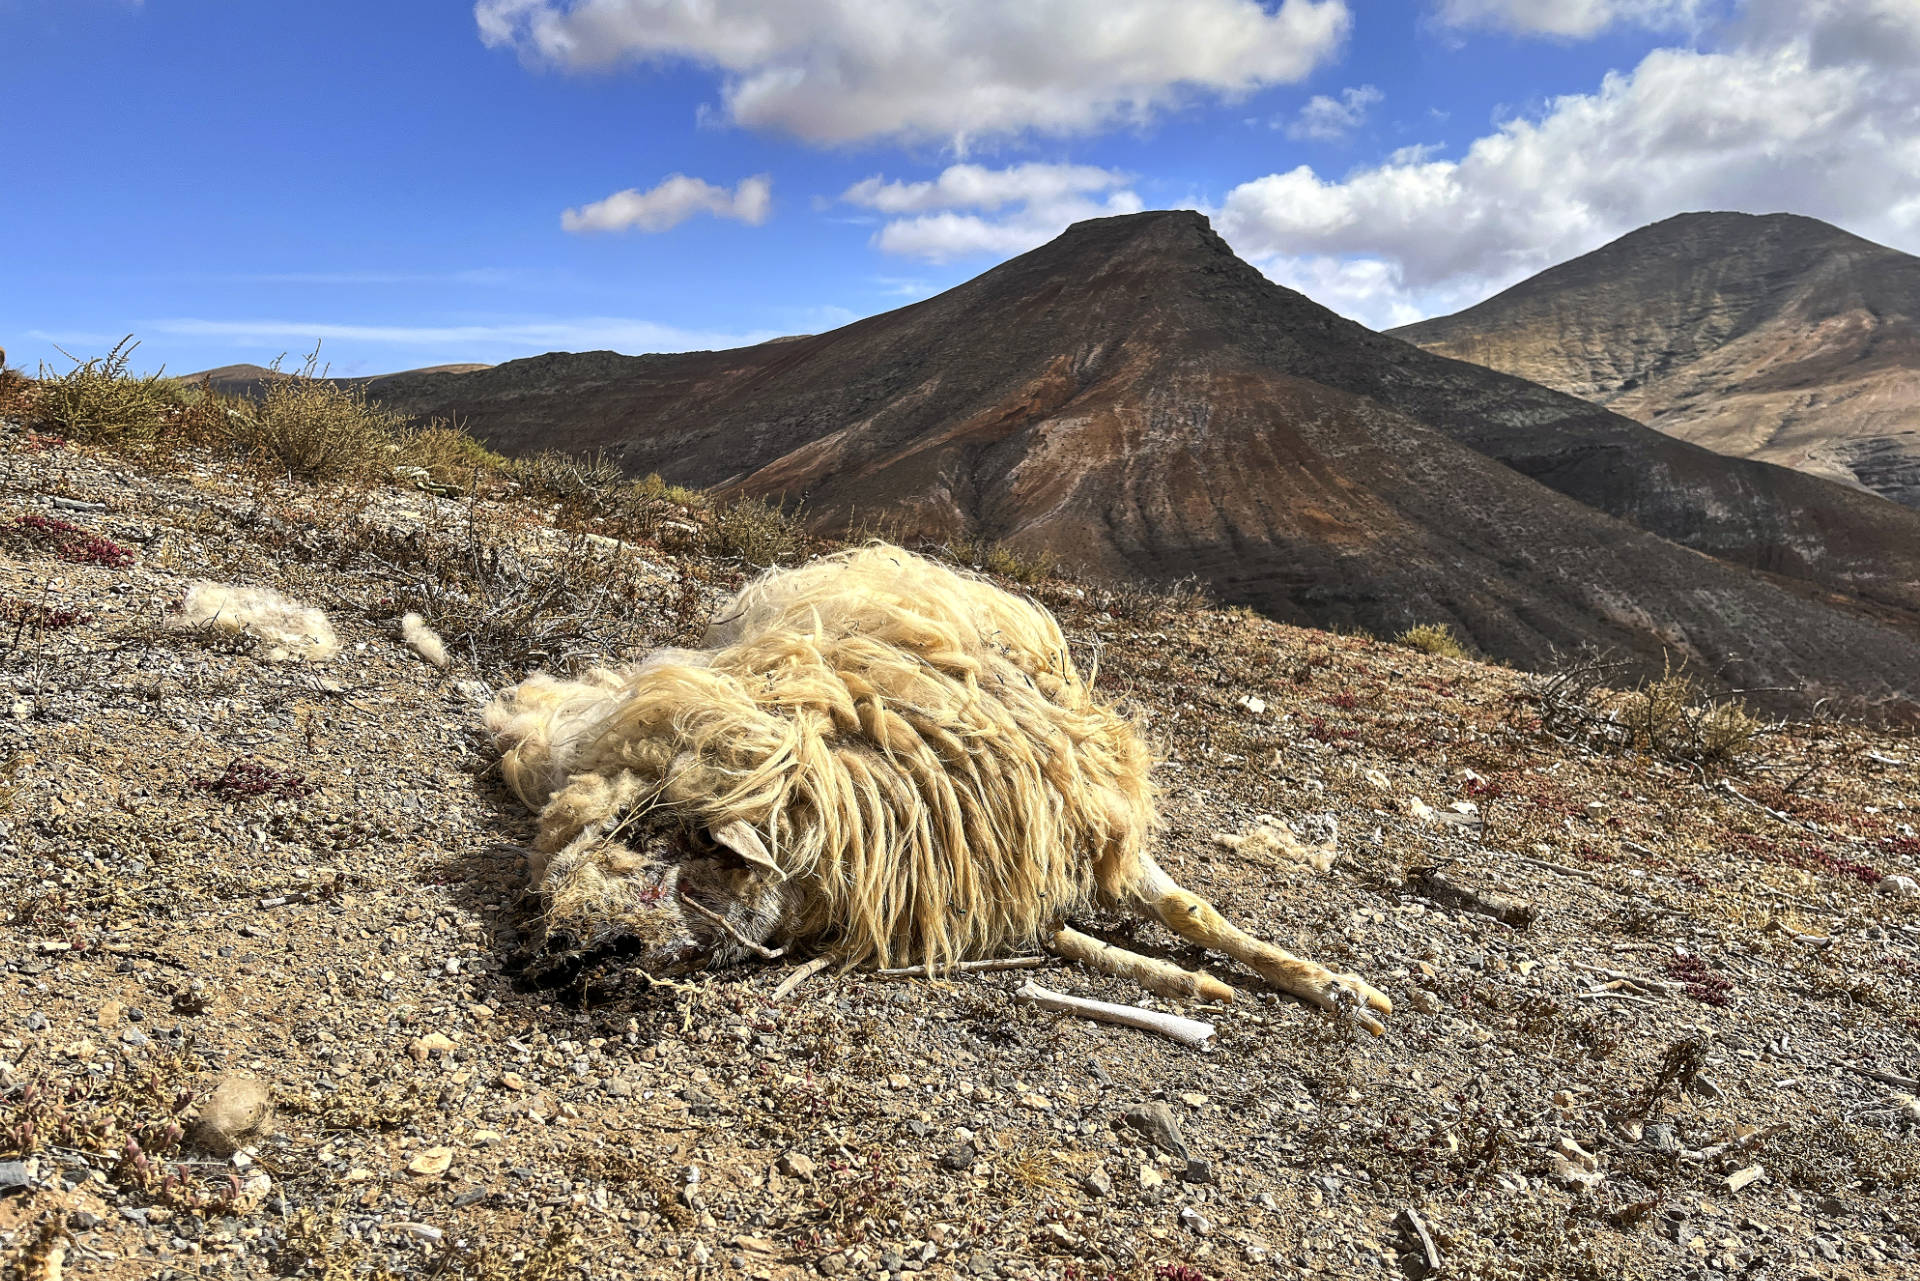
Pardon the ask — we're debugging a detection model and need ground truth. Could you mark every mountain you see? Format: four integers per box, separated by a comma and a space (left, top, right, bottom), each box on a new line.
1391, 212, 1920, 509
179, 362, 492, 399
367, 210, 1920, 713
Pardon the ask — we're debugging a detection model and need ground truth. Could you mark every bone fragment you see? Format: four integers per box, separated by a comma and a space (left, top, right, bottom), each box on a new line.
770, 956, 833, 1002
1410, 867, 1538, 928
1013, 981, 1216, 1051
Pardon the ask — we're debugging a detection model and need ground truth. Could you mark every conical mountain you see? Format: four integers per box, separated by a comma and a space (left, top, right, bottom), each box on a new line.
1392, 211, 1920, 508
371, 211, 1920, 712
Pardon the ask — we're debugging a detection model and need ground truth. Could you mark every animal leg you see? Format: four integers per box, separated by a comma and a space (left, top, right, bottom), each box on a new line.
1132, 853, 1392, 1034
1048, 925, 1237, 1004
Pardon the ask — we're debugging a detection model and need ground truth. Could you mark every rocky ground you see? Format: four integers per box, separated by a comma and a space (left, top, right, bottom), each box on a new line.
0, 428, 1915, 1280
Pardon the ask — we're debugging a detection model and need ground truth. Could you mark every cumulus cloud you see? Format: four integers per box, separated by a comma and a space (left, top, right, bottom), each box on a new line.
843, 163, 1144, 261
562, 173, 771, 233
1216, 0, 1920, 327
1286, 85, 1382, 141
476, 0, 1350, 145
1435, 0, 1711, 38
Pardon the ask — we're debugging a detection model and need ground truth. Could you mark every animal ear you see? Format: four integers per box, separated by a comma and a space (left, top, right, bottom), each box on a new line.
710, 820, 779, 876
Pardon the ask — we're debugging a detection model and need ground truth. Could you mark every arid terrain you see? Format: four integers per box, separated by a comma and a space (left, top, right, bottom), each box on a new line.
358, 212, 1920, 714
1392, 213, 1920, 510
1, 417, 1916, 1280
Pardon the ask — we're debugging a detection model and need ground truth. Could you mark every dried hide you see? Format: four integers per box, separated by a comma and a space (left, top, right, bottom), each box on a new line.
487, 544, 1390, 1030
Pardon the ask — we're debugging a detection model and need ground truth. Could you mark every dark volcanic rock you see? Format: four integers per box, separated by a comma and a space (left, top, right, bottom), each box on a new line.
370, 211, 1920, 712
1392, 211, 1920, 510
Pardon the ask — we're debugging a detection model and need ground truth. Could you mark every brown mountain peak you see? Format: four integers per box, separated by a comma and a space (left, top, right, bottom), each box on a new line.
370, 213, 1920, 713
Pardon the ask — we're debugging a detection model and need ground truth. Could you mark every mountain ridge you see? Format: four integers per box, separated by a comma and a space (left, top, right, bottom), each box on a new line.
365, 210, 1920, 712
1391, 211, 1920, 508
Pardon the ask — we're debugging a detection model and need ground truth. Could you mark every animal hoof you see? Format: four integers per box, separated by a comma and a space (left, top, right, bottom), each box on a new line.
1323, 972, 1392, 1036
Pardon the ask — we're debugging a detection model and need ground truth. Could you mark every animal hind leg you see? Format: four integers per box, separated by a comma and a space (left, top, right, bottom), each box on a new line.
1048, 925, 1237, 1004
1131, 853, 1392, 1034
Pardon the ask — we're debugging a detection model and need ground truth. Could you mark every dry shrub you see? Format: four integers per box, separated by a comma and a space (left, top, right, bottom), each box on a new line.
1396, 622, 1469, 659
511, 448, 626, 504
1621, 659, 1764, 771
1520, 652, 1768, 775
348, 504, 666, 673
220, 348, 405, 482
949, 535, 1055, 585
396, 420, 510, 493
29, 337, 191, 448
710, 495, 808, 566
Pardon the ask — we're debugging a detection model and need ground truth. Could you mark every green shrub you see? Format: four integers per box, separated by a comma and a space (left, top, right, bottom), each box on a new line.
1395, 622, 1469, 659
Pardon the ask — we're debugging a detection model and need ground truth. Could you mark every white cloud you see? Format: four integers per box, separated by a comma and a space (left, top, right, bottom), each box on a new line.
476, 0, 1351, 146
1217, 0, 1920, 324
1286, 84, 1382, 141
843, 163, 1131, 215
150, 316, 783, 354
1436, 0, 1711, 38
561, 173, 772, 233
843, 162, 1145, 262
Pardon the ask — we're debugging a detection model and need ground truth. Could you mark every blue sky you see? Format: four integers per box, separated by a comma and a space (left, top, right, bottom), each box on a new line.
4, 1, 1916, 377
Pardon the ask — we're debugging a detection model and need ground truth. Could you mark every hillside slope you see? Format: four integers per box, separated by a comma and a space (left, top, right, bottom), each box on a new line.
2, 432, 1917, 1279
1392, 212, 1920, 508
367, 212, 1920, 710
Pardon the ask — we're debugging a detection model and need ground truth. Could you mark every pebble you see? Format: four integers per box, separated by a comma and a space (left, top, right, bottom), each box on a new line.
499, 1071, 527, 1091
0, 1162, 31, 1191
1878, 874, 1919, 897
1121, 1102, 1191, 1159
1180, 1207, 1211, 1235
407, 1147, 454, 1177
779, 1152, 816, 1181
1082, 1166, 1113, 1197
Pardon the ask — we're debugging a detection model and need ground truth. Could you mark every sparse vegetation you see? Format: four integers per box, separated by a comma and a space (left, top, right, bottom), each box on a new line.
28, 336, 189, 448
710, 494, 809, 567
1396, 621, 1469, 659
949, 534, 1055, 585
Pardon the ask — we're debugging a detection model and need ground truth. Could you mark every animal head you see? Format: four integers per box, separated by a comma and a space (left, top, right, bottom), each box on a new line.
536, 815, 791, 975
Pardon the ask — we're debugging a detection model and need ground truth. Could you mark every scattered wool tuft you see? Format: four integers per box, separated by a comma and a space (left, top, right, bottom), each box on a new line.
400, 612, 449, 668
169, 582, 338, 662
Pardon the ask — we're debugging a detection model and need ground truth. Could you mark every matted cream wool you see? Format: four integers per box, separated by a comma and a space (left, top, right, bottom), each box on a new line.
169, 582, 339, 662
488, 544, 1154, 971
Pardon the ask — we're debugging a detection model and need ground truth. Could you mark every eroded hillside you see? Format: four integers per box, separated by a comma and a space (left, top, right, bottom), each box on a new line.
0, 426, 1916, 1280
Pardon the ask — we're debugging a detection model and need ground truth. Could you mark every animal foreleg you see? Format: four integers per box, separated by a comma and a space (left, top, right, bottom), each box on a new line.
1048, 925, 1236, 1004
1131, 853, 1392, 1034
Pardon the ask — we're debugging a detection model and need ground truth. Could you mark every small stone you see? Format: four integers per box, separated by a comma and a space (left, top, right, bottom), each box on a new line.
499, 1071, 527, 1091
408, 1147, 454, 1177
96, 1001, 124, 1028
0, 1161, 32, 1191
1082, 1166, 1112, 1197
1019, 1093, 1052, 1112
1180, 1206, 1211, 1235
190, 1077, 274, 1157
23, 1012, 45, 1032
1643, 1124, 1681, 1154
1878, 875, 1919, 897
410, 1032, 457, 1062
1179, 1092, 1209, 1108
1121, 1102, 1191, 1159
1407, 989, 1443, 1015
1181, 1158, 1214, 1184
780, 1152, 817, 1181
939, 1144, 976, 1172
1812, 1237, 1841, 1263
1139, 1166, 1166, 1190
817, 1252, 847, 1276
1040, 1223, 1075, 1249
1726, 1165, 1766, 1192
467, 1003, 494, 1020
121, 1027, 150, 1048
880, 1247, 904, 1272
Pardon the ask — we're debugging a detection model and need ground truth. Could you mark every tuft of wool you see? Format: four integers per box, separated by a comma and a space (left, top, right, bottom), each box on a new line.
487, 544, 1157, 971
400, 612, 449, 668
170, 582, 338, 662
